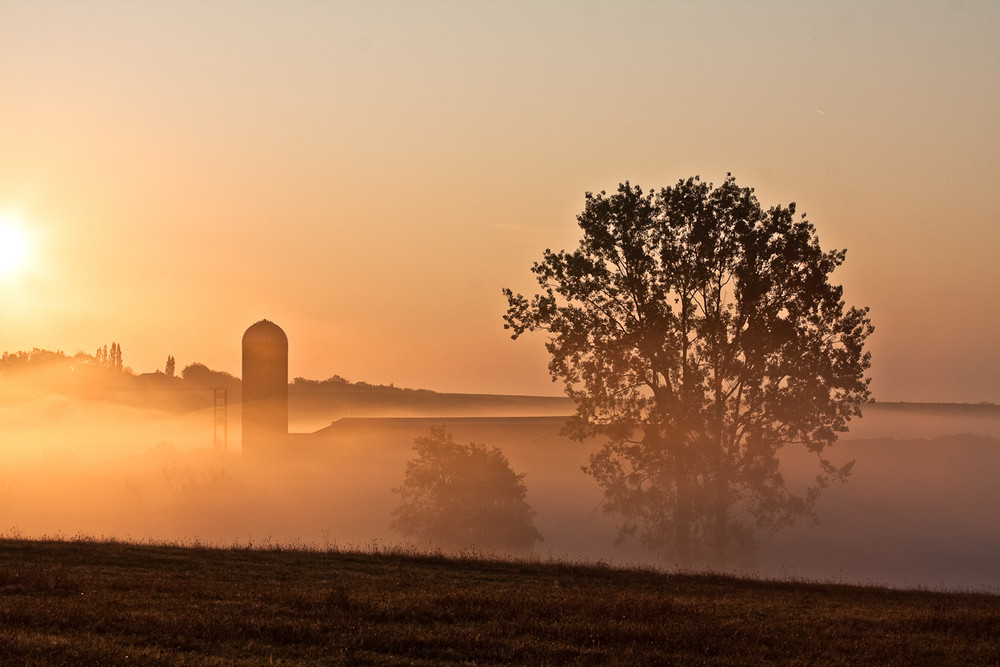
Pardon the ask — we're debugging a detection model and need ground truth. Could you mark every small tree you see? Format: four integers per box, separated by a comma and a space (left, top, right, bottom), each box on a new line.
391, 427, 543, 553
165, 355, 176, 377
504, 175, 872, 567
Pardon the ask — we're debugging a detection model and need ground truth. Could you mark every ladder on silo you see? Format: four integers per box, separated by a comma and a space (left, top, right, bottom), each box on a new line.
213, 388, 227, 451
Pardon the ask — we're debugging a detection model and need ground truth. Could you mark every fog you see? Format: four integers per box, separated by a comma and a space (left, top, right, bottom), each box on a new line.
2, 380, 999, 593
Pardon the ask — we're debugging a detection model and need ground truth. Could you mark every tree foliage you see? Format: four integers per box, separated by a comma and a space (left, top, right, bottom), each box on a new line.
179, 363, 240, 392
94, 342, 124, 371
503, 175, 872, 567
0, 347, 132, 398
391, 427, 542, 553
290, 375, 432, 394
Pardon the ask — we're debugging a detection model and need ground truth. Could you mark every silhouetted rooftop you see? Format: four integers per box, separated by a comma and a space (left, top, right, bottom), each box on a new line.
242, 319, 287, 346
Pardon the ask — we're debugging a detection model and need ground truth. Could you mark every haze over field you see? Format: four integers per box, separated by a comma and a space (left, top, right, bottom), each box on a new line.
2, 380, 999, 592
1, 1, 998, 402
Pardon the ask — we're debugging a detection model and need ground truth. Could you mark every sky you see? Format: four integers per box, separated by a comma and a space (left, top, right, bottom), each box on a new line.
0, 0, 998, 402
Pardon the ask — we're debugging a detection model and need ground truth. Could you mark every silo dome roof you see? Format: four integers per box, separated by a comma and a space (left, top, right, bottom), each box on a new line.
242, 319, 288, 346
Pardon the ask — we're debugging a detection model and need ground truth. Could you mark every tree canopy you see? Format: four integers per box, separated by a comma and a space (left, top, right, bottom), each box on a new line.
503, 175, 872, 567
391, 427, 542, 553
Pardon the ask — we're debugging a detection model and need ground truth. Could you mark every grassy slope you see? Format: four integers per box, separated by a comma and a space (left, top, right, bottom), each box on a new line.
1, 539, 997, 666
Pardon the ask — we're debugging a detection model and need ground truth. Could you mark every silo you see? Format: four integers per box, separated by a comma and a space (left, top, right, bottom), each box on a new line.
242, 319, 288, 458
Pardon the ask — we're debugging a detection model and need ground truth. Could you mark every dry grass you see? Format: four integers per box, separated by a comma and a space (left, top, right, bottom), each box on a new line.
0, 537, 997, 665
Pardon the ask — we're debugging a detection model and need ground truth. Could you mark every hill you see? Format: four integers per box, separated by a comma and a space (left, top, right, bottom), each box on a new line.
0, 538, 997, 666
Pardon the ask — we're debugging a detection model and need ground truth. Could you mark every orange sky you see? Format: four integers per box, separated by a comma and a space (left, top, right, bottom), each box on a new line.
1, 1, 998, 402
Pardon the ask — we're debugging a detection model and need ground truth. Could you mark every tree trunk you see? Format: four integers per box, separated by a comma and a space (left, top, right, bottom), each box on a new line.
713, 347, 729, 565
675, 473, 693, 567
714, 467, 729, 565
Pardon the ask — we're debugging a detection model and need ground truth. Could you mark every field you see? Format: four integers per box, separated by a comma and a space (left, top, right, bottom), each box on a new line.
1, 538, 998, 666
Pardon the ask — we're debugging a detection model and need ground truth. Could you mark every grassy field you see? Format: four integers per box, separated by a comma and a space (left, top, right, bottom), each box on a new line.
0, 539, 997, 665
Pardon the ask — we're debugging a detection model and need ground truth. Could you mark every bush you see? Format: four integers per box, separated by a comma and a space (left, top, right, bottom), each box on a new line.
391, 427, 542, 553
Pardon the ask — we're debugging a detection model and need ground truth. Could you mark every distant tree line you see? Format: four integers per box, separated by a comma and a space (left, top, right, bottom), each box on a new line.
0, 347, 239, 402
2, 344, 128, 375
1, 344, 130, 380
0, 347, 434, 404
290, 375, 434, 395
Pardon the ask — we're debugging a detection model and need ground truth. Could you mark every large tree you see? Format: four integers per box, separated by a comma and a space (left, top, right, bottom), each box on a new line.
503, 175, 872, 567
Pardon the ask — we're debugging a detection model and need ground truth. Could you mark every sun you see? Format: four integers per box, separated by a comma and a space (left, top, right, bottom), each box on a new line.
0, 215, 31, 277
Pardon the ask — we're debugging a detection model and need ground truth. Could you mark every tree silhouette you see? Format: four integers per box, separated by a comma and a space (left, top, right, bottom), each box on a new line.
180, 363, 240, 392
503, 175, 873, 568
95, 342, 123, 371
391, 427, 542, 553
165, 355, 176, 377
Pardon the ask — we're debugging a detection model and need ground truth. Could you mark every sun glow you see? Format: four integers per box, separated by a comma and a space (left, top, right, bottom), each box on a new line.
0, 215, 31, 277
